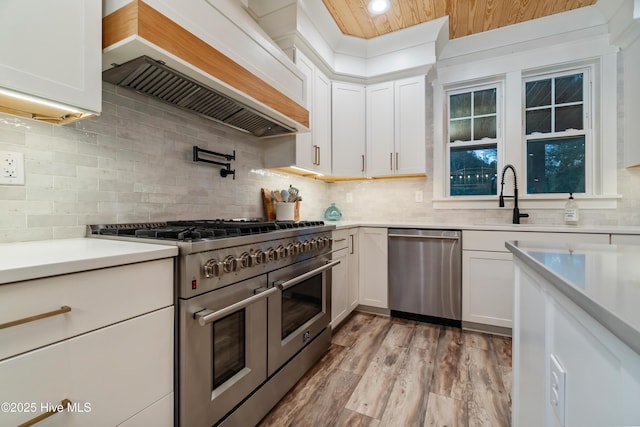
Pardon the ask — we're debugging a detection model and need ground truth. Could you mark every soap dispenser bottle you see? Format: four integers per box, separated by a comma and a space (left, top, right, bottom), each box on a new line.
564, 193, 579, 225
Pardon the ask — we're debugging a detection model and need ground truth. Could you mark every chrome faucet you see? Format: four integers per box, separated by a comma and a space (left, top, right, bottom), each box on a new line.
499, 164, 529, 224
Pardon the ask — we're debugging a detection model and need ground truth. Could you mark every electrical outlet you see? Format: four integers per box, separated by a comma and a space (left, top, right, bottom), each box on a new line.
346, 192, 353, 203
414, 190, 423, 203
550, 354, 566, 427
0, 151, 25, 185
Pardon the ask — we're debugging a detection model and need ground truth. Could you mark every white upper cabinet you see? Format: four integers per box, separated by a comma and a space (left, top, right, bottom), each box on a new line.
0, 0, 101, 123
367, 76, 426, 176
394, 76, 426, 174
366, 82, 396, 176
290, 50, 331, 174
332, 82, 366, 176
313, 68, 332, 175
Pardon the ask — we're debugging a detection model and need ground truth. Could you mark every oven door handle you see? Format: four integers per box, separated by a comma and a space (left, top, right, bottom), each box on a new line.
274, 260, 341, 291
195, 287, 279, 326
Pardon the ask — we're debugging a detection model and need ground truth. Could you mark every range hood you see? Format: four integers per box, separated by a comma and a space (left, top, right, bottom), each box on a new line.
103, 56, 296, 137
101, 0, 309, 138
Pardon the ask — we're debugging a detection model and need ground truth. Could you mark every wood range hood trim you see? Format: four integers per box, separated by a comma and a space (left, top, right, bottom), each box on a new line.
102, 0, 310, 134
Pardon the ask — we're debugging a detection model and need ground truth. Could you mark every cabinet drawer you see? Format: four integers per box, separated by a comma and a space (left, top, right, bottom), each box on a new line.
463, 230, 609, 252
332, 229, 350, 251
611, 234, 640, 245
0, 259, 173, 360
0, 307, 173, 427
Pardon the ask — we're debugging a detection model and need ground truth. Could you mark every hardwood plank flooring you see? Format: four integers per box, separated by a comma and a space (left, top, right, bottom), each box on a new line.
258, 312, 512, 427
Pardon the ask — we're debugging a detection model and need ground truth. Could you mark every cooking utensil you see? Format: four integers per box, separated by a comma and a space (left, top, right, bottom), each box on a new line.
272, 190, 283, 203
288, 185, 299, 202
280, 189, 289, 202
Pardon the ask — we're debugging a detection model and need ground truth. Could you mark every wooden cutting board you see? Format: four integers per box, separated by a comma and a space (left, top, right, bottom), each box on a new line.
261, 188, 276, 220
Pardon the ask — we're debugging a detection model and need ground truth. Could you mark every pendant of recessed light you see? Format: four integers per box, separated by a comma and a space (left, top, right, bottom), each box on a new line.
368, 0, 390, 15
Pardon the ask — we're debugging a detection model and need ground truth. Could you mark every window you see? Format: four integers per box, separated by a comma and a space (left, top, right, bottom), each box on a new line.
447, 85, 501, 196
524, 70, 589, 194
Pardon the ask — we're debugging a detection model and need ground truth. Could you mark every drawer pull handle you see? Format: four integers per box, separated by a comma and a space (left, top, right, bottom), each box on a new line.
18, 399, 71, 427
0, 306, 71, 330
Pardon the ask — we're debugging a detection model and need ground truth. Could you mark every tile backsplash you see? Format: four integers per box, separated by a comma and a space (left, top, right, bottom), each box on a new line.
0, 83, 327, 242
1, 73, 640, 243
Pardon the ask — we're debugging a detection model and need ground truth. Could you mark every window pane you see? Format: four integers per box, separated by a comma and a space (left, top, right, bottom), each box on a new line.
450, 145, 497, 196
474, 116, 496, 140
450, 119, 471, 142
474, 88, 496, 115
555, 105, 583, 131
527, 136, 585, 194
526, 109, 551, 134
450, 93, 471, 118
555, 74, 583, 104
526, 79, 551, 108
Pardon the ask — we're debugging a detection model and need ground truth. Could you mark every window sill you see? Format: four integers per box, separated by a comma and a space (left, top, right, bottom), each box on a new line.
432, 194, 621, 210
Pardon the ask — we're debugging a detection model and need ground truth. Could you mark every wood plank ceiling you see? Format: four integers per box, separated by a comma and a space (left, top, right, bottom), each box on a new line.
322, 0, 597, 39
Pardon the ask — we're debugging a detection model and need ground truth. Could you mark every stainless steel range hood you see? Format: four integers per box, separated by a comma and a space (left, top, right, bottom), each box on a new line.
103, 56, 296, 138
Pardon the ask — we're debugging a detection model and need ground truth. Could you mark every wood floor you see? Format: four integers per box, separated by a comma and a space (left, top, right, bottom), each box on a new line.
258, 312, 512, 427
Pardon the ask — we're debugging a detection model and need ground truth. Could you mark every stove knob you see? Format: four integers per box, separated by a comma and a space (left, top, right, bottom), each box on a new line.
309, 238, 318, 250
286, 243, 296, 257
252, 249, 265, 265
301, 240, 310, 253
236, 252, 251, 269
322, 236, 331, 248
264, 247, 275, 262
203, 259, 223, 278
223, 255, 237, 273
275, 245, 286, 260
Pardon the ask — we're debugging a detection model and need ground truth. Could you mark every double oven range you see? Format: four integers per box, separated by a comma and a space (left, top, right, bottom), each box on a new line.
89, 219, 338, 426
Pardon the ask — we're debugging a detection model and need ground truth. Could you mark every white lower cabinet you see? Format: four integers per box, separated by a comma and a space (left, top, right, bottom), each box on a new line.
513, 259, 640, 427
331, 245, 349, 328
331, 228, 360, 328
462, 250, 514, 329
611, 234, 640, 244
358, 227, 388, 309
462, 230, 609, 332
0, 257, 175, 427
347, 228, 359, 313
0, 307, 173, 427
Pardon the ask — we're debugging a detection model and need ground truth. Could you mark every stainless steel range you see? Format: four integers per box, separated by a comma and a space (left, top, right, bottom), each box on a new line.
88, 219, 337, 427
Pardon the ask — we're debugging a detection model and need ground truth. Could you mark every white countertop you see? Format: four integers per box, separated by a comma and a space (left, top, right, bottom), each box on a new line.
507, 240, 640, 355
329, 220, 640, 234
0, 238, 178, 285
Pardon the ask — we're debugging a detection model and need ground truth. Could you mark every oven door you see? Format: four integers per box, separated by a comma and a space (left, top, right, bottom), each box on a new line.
267, 254, 339, 376
179, 274, 276, 427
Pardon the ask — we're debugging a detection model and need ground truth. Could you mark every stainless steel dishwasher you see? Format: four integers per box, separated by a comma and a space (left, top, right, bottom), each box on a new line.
388, 229, 462, 327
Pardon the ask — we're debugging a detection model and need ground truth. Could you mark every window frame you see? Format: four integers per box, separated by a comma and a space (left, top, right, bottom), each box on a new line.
444, 81, 504, 198
522, 66, 593, 196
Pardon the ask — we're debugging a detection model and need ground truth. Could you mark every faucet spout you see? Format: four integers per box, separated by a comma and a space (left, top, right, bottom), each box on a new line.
499, 164, 529, 224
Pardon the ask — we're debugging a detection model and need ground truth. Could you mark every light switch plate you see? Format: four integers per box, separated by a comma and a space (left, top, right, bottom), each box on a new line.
550, 354, 566, 427
346, 192, 353, 203
414, 190, 423, 202
0, 151, 25, 185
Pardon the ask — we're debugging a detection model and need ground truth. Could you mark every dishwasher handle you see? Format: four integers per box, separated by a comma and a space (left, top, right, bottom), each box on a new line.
388, 233, 460, 241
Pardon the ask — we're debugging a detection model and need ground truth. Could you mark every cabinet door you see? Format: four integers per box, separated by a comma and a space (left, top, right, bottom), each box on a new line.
358, 228, 388, 309
332, 82, 366, 176
314, 69, 332, 175
347, 229, 360, 312
294, 50, 316, 171
394, 76, 426, 175
462, 250, 514, 329
0, 307, 173, 427
366, 82, 395, 177
0, 0, 101, 113
331, 247, 349, 328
